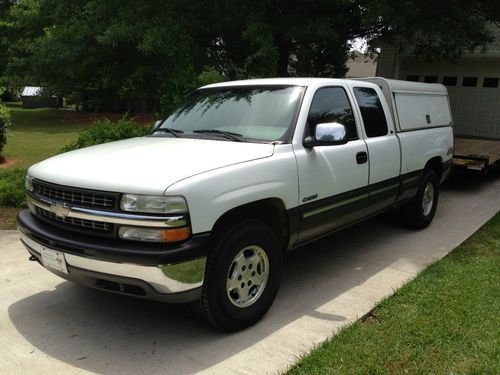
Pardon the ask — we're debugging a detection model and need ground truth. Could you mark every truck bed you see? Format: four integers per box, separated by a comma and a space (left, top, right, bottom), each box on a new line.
453, 137, 500, 172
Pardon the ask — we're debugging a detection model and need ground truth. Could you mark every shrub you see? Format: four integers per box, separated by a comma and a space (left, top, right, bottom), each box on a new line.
0, 168, 27, 207
0, 104, 11, 156
61, 116, 151, 152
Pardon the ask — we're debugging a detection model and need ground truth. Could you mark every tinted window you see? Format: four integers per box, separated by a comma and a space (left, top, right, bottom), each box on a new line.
353, 87, 388, 137
442, 76, 457, 86
307, 87, 358, 140
406, 75, 419, 82
462, 77, 477, 87
483, 77, 499, 88
424, 76, 438, 83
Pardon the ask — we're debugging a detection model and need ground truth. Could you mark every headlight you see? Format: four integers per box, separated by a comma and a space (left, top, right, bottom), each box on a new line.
120, 194, 188, 214
118, 226, 191, 242
25, 175, 33, 192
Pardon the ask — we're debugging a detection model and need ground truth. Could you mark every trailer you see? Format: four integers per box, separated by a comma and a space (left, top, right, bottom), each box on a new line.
453, 137, 500, 173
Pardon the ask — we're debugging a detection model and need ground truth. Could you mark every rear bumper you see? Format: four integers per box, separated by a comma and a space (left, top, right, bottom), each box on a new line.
17, 210, 210, 303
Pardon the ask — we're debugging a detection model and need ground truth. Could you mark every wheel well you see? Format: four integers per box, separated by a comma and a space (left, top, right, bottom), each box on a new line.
425, 157, 443, 181
211, 198, 290, 251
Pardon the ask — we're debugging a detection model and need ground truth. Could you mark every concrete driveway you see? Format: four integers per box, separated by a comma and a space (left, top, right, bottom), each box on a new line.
1, 172, 499, 375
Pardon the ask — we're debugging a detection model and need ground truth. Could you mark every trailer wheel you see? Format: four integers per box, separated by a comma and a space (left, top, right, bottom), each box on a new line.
400, 168, 439, 229
191, 220, 283, 331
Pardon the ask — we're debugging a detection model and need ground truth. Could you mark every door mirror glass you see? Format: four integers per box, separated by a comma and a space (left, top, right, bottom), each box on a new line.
304, 122, 348, 148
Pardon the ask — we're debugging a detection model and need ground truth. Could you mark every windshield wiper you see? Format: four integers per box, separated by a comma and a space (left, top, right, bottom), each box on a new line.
152, 127, 184, 138
193, 129, 243, 142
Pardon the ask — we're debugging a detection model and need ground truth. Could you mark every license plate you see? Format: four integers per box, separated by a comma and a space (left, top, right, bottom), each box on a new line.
42, 247, 68, 274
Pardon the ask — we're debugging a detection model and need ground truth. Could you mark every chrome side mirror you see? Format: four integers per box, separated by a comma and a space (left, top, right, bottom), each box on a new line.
152, 119, 163, 130
303, 122, 348, 148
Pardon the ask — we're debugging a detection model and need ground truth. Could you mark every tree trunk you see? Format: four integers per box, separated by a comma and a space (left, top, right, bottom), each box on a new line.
275, 35, 291, 77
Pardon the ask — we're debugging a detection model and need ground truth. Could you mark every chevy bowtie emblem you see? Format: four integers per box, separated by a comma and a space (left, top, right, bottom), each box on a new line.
51, 202, 70, 218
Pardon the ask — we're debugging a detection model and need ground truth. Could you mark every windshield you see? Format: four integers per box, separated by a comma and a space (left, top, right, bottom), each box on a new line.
157, 85, 305, 142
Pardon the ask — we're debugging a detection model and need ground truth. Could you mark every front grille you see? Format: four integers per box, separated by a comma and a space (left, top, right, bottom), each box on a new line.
37, 207, 113, 232
33, 180, 117, 210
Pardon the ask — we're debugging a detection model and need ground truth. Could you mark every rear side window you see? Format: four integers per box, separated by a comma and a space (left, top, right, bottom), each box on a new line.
307, 87, 358, 140
353, 87, 388, 137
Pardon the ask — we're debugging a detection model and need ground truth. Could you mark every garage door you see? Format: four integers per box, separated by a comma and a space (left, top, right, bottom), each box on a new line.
398, 59, 500, 140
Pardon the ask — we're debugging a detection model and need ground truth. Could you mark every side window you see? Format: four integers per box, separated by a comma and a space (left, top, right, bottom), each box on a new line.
307, 87, 358, 140
353, 87, 388, 137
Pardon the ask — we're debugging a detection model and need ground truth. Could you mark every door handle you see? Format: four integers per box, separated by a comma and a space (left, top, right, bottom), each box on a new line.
356, 151, 368, 164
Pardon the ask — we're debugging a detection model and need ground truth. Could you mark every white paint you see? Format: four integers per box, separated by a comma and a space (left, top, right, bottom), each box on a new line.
394, 93, 452, 129
28, 137, 275, 195
28, 77, 453, 235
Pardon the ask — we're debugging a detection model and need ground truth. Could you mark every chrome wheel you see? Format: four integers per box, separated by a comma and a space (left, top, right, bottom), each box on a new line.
226, 245, 269, 308
422, 182, 434, 216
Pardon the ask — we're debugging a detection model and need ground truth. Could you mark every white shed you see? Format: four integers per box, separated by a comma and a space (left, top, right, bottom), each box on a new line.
21, 86, 60, 109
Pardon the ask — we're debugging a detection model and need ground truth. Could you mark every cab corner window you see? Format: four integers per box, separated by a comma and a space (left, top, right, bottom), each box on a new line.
353, 87, 388, 137
307, 87, 358, 141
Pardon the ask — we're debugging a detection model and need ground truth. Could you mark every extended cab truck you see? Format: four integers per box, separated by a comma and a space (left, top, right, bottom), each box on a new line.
17, 78, 454, 331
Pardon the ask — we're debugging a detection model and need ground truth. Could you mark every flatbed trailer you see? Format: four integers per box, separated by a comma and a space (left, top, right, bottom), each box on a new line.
453, 137, 500, 173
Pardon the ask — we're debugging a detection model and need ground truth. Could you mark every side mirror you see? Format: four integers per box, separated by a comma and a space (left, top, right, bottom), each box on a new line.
303, 122, 348, 148
152, 119, 163, 130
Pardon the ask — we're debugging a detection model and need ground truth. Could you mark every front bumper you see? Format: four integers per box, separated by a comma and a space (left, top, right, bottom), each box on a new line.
17, 210, 210, 303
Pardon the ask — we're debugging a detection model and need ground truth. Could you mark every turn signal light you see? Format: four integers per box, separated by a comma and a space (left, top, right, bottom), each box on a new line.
161, 227, 191, 242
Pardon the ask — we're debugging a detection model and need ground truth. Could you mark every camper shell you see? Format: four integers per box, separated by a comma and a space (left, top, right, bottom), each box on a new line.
355, 77, 453, 132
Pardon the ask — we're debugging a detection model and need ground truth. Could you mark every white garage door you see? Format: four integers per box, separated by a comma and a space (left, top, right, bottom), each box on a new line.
398, 59, 500, 139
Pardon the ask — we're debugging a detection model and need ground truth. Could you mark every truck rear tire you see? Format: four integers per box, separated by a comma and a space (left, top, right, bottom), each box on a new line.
191, 220, 283, 331
400, 168, 439, 229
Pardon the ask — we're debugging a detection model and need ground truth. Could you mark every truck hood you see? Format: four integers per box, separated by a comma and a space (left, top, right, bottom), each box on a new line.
29, 137, 275, 195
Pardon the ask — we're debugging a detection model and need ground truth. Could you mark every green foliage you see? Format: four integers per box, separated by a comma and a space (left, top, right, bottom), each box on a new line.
61, 117, 150, 152
0, 168, 27, 207
2, 0, 498, 114
0, 103, 11, 155
364, 0, 497, 60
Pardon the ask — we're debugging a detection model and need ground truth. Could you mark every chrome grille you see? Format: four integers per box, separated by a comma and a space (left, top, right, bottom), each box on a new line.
33, 180, 116, 209
37, 207, 113, 232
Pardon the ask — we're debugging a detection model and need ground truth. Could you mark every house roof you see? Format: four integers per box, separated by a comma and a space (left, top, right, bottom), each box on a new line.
21, 86, 43, 97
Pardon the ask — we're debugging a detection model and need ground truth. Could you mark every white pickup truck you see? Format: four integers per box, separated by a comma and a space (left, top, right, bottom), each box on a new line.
18, 78, 453, 331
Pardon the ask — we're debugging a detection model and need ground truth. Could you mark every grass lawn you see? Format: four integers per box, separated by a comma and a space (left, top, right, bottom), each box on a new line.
1, 102, 92, 169
286, 213, 500, 375
1, 102, 154, 170
0, 102, 154, 229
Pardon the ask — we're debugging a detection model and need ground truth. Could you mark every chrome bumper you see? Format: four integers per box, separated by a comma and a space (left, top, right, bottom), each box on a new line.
19, 231, 206, 295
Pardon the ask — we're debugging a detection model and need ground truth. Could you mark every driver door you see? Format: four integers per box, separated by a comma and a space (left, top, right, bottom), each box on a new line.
293, 86, 369, 242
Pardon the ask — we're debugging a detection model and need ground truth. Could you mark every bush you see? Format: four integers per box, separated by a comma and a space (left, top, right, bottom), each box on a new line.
0, 168, 27, 207
61, 116, 151, 152
0, 104, 11, 156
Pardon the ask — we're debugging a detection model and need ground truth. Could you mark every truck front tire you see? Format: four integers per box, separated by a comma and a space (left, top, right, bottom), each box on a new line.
400, 168, 439, 229
191, 220, 283, 331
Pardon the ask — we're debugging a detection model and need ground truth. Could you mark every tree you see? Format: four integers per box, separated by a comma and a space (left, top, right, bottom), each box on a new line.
363, 0, 499, 60
2, 0, 499, 114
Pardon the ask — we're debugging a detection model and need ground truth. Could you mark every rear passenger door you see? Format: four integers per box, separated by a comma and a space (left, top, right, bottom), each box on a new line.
350, 84, 401, 213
